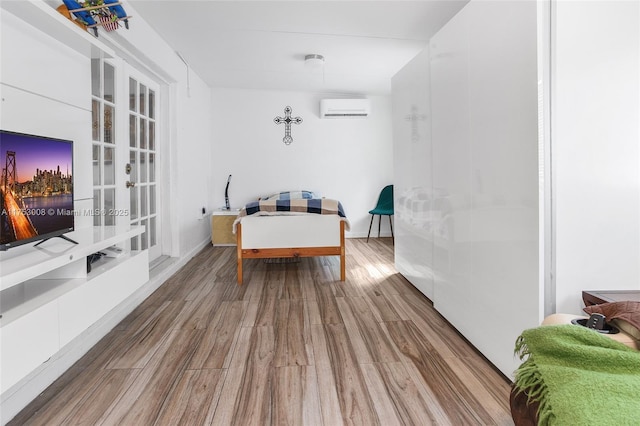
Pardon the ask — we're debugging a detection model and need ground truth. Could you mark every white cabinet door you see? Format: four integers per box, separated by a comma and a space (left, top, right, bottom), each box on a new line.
58, 252, 149, 347
1, 302, 59, 393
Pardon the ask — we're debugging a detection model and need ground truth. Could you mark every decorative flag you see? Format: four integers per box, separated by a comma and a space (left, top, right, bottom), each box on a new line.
98, 14, 119, 32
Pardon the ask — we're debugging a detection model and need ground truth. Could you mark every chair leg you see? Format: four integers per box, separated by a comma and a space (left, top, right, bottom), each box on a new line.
389, 215, 394, 241
377, 214, 382, 238
367, 214, 374, 242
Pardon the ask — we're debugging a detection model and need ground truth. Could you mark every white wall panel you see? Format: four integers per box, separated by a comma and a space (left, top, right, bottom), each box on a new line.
553, 1, 640, 314
430, 0, 540, 378
0, 9, 89, 110
0, 9, 93, 229
0, 86, 92, 226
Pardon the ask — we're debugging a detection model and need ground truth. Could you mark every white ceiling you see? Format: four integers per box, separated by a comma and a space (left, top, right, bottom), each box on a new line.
127, 1, 468, 95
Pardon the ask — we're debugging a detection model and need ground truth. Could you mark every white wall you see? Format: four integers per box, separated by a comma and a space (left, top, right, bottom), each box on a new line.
172, 77, 214, 255
553, 1, 640, 313
210, 88, 393, 237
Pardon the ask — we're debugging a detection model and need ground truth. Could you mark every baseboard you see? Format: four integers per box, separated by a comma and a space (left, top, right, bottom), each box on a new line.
345, 232, 394, 239
0, 239, 210, 425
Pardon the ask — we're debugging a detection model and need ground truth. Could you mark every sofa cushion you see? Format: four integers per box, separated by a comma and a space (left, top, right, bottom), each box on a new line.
583, 301, 640, 341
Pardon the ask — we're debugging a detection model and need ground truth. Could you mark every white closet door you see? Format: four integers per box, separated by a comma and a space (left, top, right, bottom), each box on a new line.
429, 0, 541, 378
391, 48, 434, 299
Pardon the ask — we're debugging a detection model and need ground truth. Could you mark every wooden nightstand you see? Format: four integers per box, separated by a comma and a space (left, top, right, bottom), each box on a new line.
211, 208, 239, 246
582, 290, 640, 306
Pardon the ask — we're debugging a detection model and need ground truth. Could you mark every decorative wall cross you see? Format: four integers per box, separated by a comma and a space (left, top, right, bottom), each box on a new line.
274, 106, 303, 145
405, 104, 428, 143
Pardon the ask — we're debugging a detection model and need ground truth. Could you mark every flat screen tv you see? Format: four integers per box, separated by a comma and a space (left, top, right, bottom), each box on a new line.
0, 130, 75, 250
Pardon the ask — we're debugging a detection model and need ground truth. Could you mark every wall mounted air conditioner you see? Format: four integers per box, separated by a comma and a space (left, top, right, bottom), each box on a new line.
320, 98, 371, 118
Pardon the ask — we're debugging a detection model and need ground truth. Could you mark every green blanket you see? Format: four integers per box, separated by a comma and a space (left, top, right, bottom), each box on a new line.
514, 324, 640, 425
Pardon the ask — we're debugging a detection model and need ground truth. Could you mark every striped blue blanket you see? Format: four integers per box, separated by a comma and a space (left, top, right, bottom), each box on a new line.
244, 198, 346, 217
234, 198, 350, 232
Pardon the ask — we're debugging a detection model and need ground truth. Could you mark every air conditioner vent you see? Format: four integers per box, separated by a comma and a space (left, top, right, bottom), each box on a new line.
320, 99, 370, 118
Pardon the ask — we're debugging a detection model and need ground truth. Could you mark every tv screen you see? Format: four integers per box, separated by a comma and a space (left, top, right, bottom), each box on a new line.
0, 130, 74, 250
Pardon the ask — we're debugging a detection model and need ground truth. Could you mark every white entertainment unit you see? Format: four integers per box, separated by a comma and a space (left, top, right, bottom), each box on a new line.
0, 225, 148, 396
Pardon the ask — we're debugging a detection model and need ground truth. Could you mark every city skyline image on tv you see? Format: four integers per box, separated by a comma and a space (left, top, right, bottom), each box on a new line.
0, 130, 74, 248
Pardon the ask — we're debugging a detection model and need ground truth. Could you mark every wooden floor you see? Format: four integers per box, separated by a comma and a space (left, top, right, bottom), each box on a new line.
10, 238, 514, 426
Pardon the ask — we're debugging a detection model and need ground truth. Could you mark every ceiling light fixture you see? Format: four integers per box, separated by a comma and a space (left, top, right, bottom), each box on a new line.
304, 54, 325, 69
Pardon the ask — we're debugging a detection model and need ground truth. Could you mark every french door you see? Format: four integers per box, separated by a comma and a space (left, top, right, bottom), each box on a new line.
126, 69, 161, 261
91, 58, 162, 262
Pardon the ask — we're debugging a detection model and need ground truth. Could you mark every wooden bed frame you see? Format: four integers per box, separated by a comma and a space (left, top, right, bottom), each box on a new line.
235, 215, 346, 285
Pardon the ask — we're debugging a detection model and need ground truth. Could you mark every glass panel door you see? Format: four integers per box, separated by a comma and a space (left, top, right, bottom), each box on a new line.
127, 72, 161, 261
91, 58, 117, 227
92, 59, 162, 262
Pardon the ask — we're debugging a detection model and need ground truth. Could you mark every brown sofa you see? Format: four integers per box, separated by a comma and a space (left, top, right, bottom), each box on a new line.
510, 310, 640, 425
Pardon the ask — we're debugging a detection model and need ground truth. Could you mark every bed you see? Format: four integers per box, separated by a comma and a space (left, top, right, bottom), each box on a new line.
233, 192, 350, 285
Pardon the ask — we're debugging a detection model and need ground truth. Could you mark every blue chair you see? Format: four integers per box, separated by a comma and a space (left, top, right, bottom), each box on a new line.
367, 185, 394, 242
